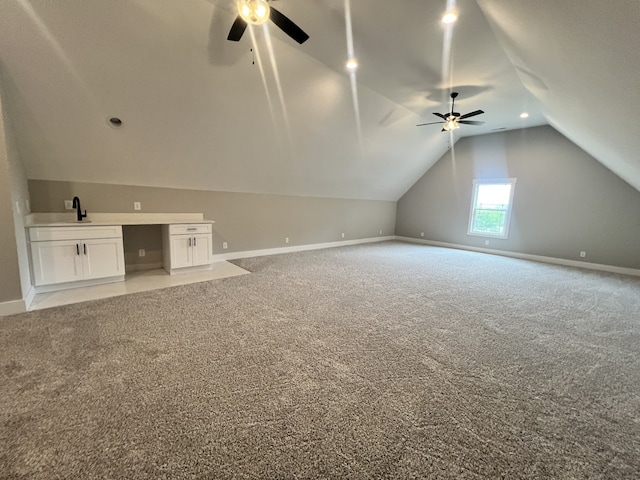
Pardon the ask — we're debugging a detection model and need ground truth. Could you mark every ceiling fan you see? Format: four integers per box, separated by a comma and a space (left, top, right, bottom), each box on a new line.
417, 92, 485, 132
227, 0, 309, 44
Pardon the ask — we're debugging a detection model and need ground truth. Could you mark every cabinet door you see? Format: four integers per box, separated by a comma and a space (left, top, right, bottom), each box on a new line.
169, 235, 193, 269
191, 234, 213, 267
81, 238, 125, 280
31, 240, 84, 286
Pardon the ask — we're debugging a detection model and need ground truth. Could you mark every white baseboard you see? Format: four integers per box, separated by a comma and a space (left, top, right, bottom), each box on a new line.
212, 236, 395, 262
396, 236, 640, 277
33, 275, 126, 294
165, 263, 215, 275
0, 298, 28, 317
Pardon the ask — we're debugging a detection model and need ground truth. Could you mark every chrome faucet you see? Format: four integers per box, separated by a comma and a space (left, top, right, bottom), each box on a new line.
72, 196, 87, 222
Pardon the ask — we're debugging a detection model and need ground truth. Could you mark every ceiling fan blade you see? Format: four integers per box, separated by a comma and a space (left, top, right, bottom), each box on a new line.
459, 109, 484, 120
458, 120, 485, 125
227, 16, 248, 41
433, 112, 448, 120
270, 6, 309, 44
417, 121, 445, 126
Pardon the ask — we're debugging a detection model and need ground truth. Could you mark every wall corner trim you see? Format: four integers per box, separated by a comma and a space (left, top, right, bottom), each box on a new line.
395, 236, 640, 277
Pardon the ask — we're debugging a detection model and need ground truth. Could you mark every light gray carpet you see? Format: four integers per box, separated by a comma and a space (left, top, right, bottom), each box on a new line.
1, 241, 639, 479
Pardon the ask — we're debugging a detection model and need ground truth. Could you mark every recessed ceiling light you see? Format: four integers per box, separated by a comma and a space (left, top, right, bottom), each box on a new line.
346, 58, 358, 70
441, 11, 458, 24
520, 112, 529, 118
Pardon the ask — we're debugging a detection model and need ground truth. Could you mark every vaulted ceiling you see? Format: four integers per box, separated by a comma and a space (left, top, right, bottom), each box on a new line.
0, 1, 638, 201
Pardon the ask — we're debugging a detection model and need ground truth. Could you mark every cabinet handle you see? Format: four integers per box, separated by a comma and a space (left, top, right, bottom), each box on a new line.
193, 237, 197, 246
187, 227, 197, 231
188, 238, 192, 247
76, 244, 80, 255
83, 243, 87, 255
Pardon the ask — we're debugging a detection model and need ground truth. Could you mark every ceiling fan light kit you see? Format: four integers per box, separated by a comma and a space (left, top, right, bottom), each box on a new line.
443, 119, 459, 131
237, 0, 270, 25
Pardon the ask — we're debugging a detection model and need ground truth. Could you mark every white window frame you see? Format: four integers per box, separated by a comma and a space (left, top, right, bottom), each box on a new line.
467, 178, 517, 239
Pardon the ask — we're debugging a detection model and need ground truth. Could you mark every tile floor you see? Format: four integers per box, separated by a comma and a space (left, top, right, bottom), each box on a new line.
29, 261, 250, 311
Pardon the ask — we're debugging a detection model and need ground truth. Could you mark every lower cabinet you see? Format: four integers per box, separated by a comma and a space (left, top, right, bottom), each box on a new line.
162, 223, 213, 274
29, 225, 125, 288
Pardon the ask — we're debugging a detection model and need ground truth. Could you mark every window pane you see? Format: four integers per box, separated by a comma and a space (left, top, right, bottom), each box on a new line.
476, 184, 511, 210
472, 209, 506, 235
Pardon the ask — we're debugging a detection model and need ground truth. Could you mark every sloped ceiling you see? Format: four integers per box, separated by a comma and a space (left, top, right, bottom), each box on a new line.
0, 1, 637, 201
477, 0, 640, 194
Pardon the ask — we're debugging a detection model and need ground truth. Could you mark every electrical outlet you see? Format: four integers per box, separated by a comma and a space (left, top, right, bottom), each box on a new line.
133, 202, 141, 210
26, 199, 30, 213
64, 200, 73, 210
379, 230, 383, 235
15, 201, 21, 215
580, 251, 587, 258
420, 232, 424, 237
341, 232, 345, 238
138, 249, 145, 257
223, 242, 228, 249
485, 240, 490, 246
285, 237, 289, 244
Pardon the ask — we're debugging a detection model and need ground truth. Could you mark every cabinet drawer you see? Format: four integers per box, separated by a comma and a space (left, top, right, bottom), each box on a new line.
29, 225, 123, 241
168, 223, 212, 235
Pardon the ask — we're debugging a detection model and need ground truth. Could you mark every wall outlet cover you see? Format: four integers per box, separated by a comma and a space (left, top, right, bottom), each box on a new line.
64, 200, 73, 210
138, 249, 145, 257
223, 242, 228, 249
134, 202, 141, 210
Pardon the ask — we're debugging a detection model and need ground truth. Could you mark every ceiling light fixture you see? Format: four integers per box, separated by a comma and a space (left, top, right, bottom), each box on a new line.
443, 118, 459, 131
346, 58, 358, 71
237, 0, 270, 25
441, 10, 458, 24
520, 112, 529, 118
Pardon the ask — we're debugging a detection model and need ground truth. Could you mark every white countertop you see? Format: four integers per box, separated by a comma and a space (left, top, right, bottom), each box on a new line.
25, 212, 214, 227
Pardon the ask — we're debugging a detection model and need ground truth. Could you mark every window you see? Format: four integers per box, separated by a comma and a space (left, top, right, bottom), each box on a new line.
468, 178, 517, 238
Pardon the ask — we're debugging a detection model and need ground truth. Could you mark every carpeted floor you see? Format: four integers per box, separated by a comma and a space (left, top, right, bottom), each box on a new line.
1, 241, 639, 479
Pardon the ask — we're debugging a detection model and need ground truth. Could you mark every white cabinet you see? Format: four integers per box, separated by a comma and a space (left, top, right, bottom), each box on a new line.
29, 225, 125, 288
162, 223, 213, 274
